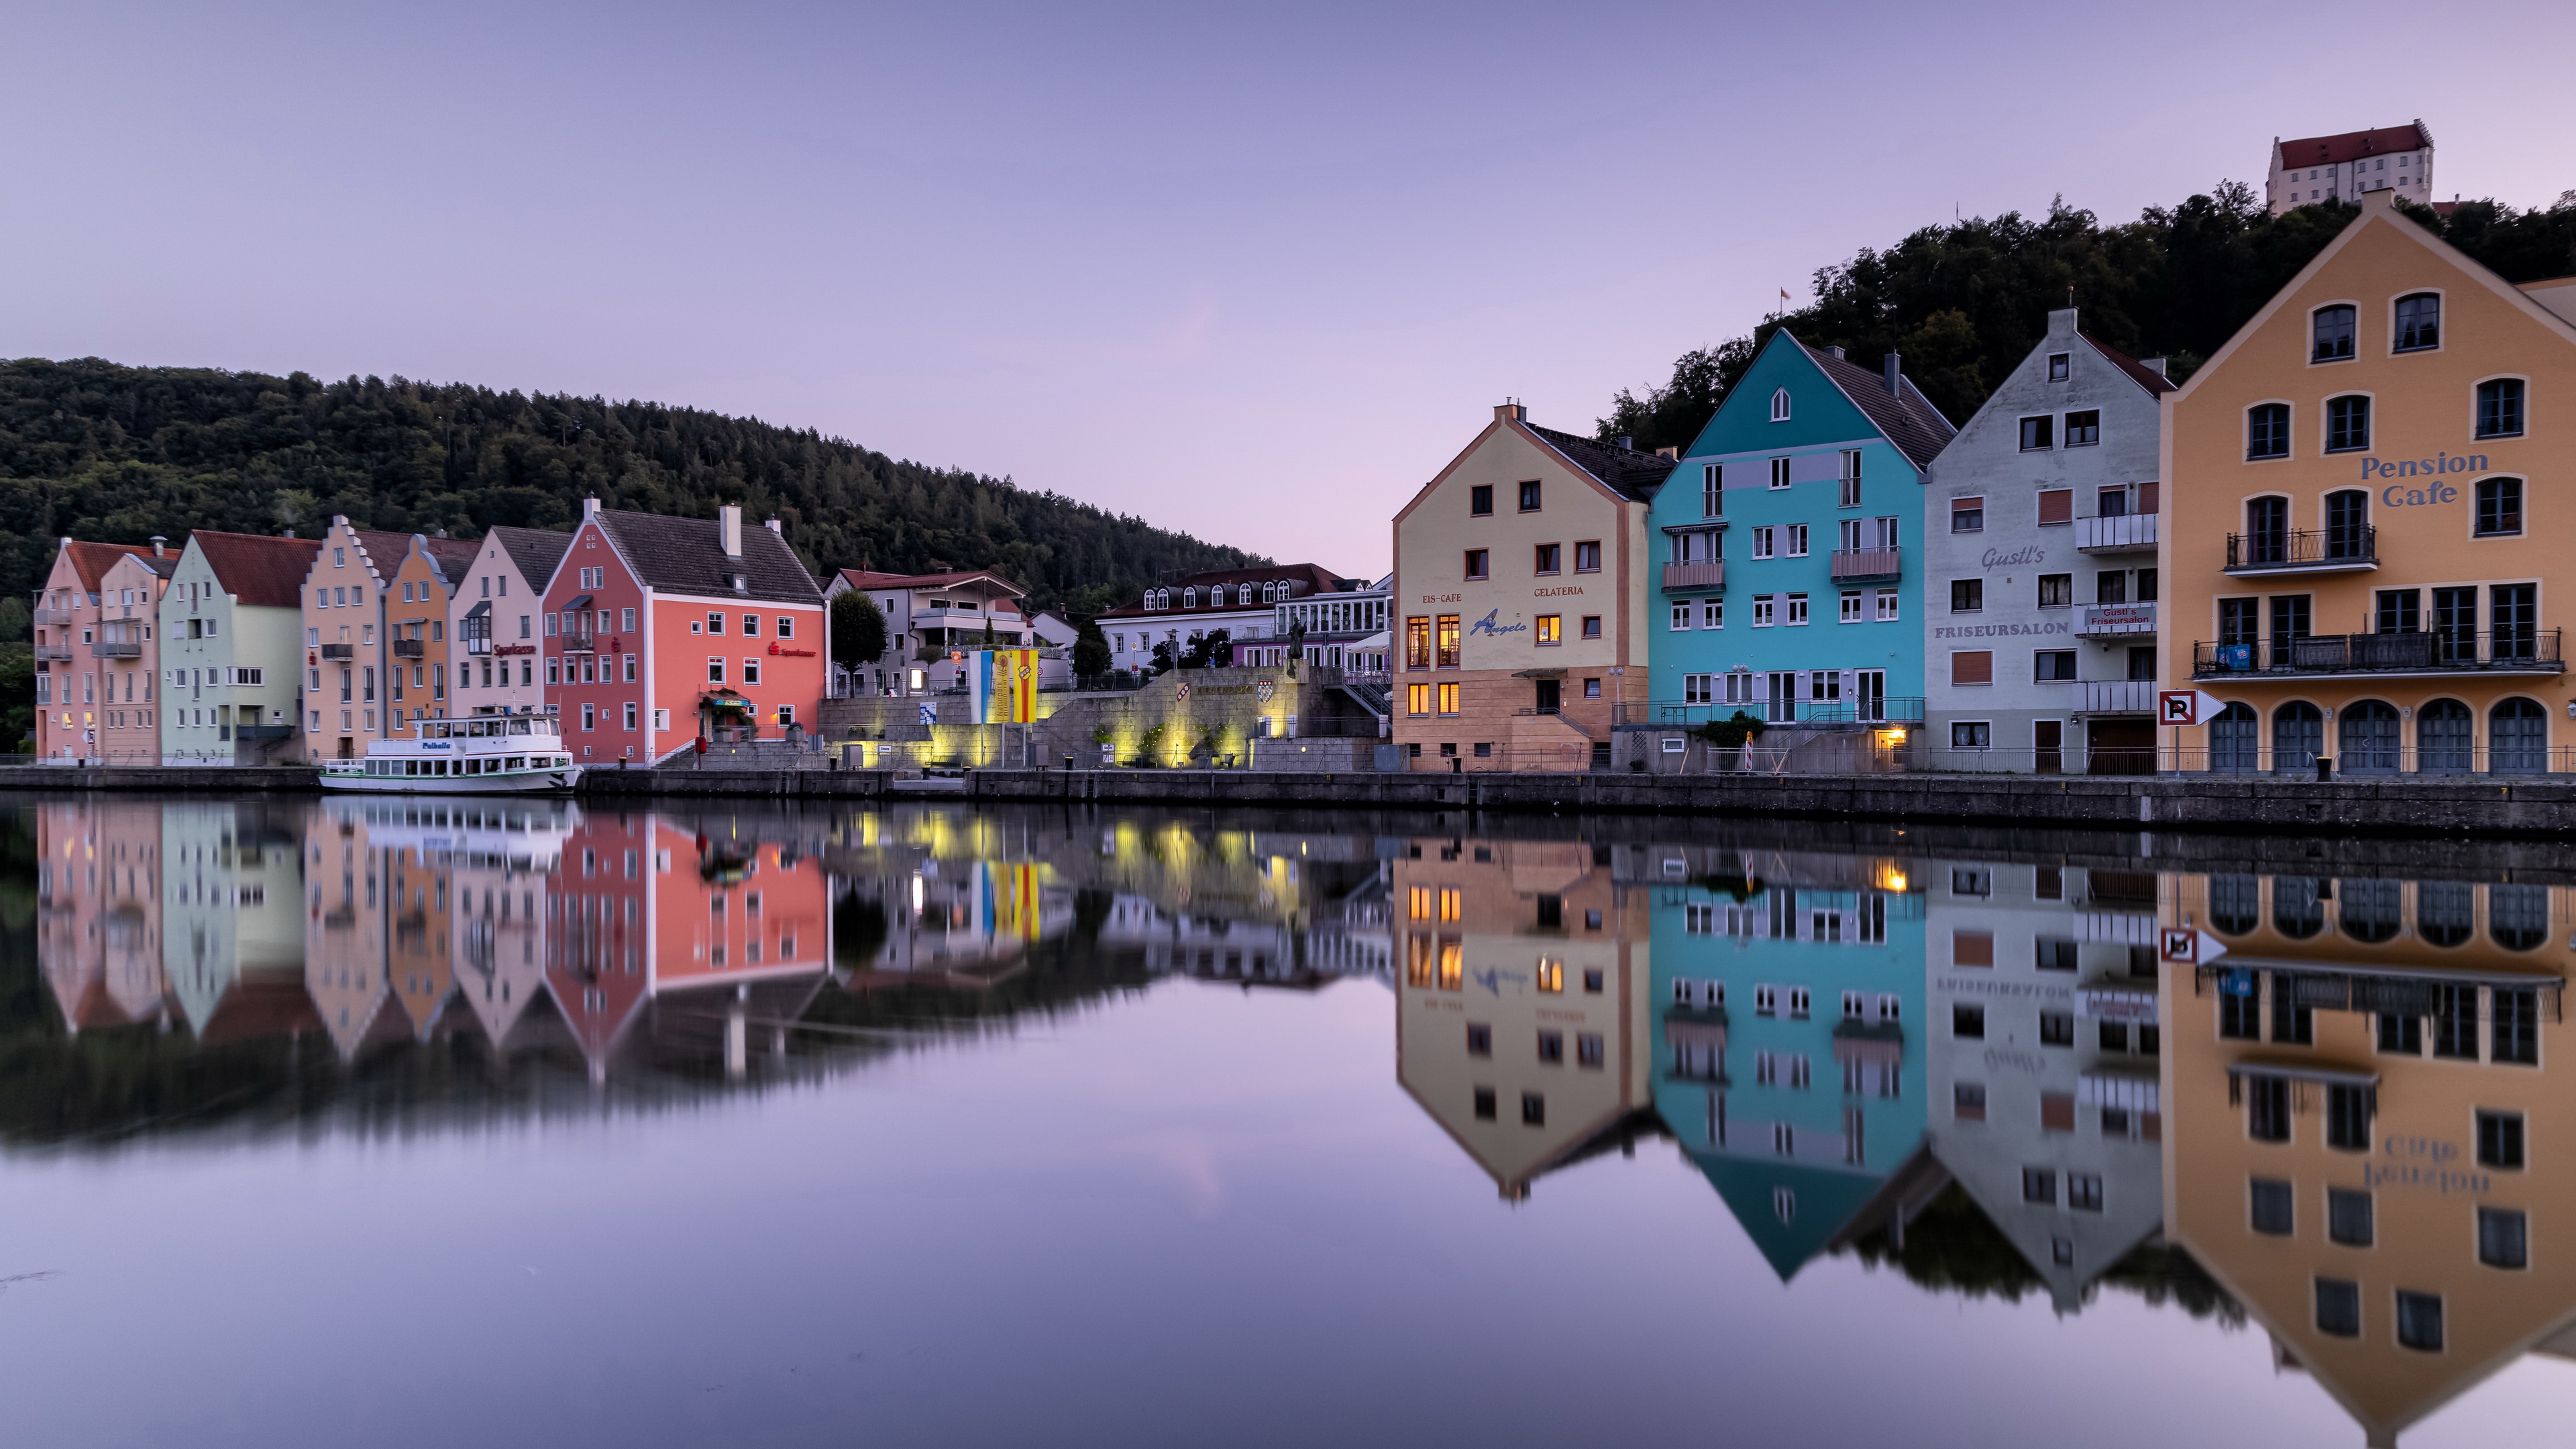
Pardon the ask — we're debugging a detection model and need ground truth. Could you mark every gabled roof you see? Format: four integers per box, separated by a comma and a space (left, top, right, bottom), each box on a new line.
1794, 337, 1958, 469
104, 552, 180, 581
593, 511, 824, 606
189, 531, 323, 608
834, 567, 1027, 599
2082, 333, 2179, 397
55, 540, 159, 592
2277, 121, 2430, 168
423, 535, 481, 584
486, 526, 574, 592
346, 527, 417, 580
1528, 425, 1678, 501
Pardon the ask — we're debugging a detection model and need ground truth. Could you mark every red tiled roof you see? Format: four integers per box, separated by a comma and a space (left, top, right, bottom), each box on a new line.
2277, 123, 2430, 169
189, 531, 324, 608
2082, 333, 2178, 397
58, 540, 159, 592
834, 568, 1027, 598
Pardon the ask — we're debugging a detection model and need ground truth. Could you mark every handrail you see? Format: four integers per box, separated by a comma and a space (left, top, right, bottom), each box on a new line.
2225, 526, 2377, 571
2193, 629, 2563, 677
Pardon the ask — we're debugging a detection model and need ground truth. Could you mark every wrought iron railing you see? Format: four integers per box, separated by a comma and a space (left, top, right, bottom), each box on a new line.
1616, 696, 1925, 727
2224, 527, 2377, 571
2192, 630, 2562, 677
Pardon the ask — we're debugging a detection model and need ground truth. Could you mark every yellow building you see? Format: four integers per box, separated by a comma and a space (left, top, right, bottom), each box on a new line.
1391, 405, 1674, 771
2163, 191, 2576, 773
1393, 837, 1652, 1197
2165, 868, 2576, 1445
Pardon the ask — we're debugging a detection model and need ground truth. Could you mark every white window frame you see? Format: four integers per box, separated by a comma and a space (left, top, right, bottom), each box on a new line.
1875, 589, 1899, 622
1770, 388, 1790, 422
1839, 590, 1864, 624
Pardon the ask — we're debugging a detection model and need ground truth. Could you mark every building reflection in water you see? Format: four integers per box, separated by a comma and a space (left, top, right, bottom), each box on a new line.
2165, 867, 2576, 1449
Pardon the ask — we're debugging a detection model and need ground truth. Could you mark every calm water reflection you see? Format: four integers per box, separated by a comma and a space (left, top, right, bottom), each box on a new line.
7, 797, 2574, 1447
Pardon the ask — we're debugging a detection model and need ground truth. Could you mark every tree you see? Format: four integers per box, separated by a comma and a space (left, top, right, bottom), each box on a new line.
830, 591, 887, 671
1072, 616, 1111, 676
1148, 639, 1177, 676
1178, 629, 1232, 670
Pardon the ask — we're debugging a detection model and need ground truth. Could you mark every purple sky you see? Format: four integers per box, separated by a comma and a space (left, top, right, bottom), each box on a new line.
9, 1, 2573, 576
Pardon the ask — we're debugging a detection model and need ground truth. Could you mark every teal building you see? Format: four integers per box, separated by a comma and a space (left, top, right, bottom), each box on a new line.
1648, 843, 1929, 1279
1640, 333, 1952, 746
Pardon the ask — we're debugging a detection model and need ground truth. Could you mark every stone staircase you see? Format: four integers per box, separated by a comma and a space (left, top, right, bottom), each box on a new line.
1334, 677, 1392, 724
657, 737, 832, 771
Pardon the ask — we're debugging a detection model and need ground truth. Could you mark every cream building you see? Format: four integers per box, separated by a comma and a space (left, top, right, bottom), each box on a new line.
297, 517, 411, 761
1392, 404, 1673, 771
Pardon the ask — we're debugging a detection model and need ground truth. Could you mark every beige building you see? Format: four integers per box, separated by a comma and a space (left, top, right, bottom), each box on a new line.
2268, 121, 2435, 217
1391, 405, 1674, 771
1393, 835, 1652, 1197
2165, 868, 2576, 1445
297, 517, 413, 761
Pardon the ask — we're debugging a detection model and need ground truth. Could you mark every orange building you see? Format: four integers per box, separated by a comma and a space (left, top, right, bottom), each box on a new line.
2162, 191, 2576, 774
2165, 867, 2576, 1444
382, 533, 482, 739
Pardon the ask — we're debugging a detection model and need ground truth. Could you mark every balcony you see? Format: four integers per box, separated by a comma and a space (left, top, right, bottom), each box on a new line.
1662, 559, 1725, 592
2076, 513, 2159, 553
2078, 679, 2155, 714
2224, 527, 2377, 575
33, 606, 72, 628
318, 643, 354, 661
2193, 629, 2564, 680
1618, 696, 1925, 729
34, 641, 72, 662
392, 639, 425, 659
561, 634, 596, 655
2077, 602, 2156, 639
1829, 547, 1901, 582
90, 636, 142, 659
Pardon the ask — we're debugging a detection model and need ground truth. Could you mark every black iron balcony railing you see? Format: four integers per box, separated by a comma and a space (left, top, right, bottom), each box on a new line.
561, 633, 596, 654
2194, 629, 2563, 678
318, 643, 355, 661
90, 637, 142, 658
392, 638, 425, 659
2224, 527, 2377, 572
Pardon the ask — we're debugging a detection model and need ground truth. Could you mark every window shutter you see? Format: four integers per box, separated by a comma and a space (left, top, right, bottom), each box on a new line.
1952, 930, 1994, 967
2038, 489, 2074, 525
1952, 650, 1993, 686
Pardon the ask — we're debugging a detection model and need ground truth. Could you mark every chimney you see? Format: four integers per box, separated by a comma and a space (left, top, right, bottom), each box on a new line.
765, 516, 782, 535
720, 504, 743, 559
150, 536, 166, 557
283, 528, 295, 539
434, 527, 447, 539
582, 496, 601, 521
1882, 352, 1902, 396
2140, 357, 2169, 378
1823, 345, 1845, 360
1493, 400, 1525, 424
1615, 435, 1633, 452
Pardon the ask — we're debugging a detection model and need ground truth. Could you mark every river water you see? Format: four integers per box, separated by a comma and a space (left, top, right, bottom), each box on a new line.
5, 794, 2572, 1448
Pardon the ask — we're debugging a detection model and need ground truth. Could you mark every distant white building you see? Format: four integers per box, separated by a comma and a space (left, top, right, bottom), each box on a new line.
2267, 121, 2434, 216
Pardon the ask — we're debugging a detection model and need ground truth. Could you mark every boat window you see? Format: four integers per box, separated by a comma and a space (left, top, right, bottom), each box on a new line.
511, 719, 530, 735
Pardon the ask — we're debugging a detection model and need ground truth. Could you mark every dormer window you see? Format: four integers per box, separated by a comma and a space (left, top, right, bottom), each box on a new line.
1770, 388, 1791, 422
1183, 587, 1198, 608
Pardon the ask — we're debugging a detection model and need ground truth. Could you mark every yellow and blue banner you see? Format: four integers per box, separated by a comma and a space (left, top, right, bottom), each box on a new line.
969, 649, 1041, 724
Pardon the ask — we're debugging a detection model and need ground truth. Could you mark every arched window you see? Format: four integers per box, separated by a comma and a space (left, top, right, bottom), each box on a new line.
2247, 403, 2290, 460
2313, 305, 2356, 362
2394, 292, 2441, 352
2477, 379, 2526, 439
2210, 702, 2259, 771
2274, 875, 2324, 939
1182, 588, 1198, 610
2208, 874, 2261, 934
2418, 698, 2473, 773
2339, 700, 2399, 773
2339, 877, 2403, 943
2475, 477, 2523, 537
2491, 697, 2547, 775
2273, 701, 2324, 773
1262, 582, 1278, 604
2416, 881, 2475, 947
2325, 395, 2371, 453
2324, 489, 2371, 561
1770, 388, 1791, 422
2243, 497, 2289, 567
2491, 883, 2550, 951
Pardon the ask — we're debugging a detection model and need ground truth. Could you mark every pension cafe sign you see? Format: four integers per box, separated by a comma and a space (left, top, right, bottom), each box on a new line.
2360, 449, 2489, 507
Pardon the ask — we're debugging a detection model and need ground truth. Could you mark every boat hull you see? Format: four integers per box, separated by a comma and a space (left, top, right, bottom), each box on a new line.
319, 769, 582, 795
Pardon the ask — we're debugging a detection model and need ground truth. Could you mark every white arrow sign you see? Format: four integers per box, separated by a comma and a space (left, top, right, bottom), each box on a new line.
2159, 927, 2229, 965
2158, 689, 2227, 726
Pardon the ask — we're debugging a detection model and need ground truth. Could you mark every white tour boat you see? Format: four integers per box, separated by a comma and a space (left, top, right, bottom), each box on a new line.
319, 712, 582, 794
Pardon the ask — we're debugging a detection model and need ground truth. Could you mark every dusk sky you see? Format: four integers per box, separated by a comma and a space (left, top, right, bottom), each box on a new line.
9, 1, 2573, 576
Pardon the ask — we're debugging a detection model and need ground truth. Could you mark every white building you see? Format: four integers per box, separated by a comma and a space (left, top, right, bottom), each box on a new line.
1923, 309, 2174, 773
2267, 121, 2434, 216
825, 568, 1036, 696
1243, 573, 1392, 672
1095, 563, 1362, 674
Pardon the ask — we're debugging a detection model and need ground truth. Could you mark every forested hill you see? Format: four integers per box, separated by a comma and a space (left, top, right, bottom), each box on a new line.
1601, 184, 2576, 452
0, 360, 1256, 612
